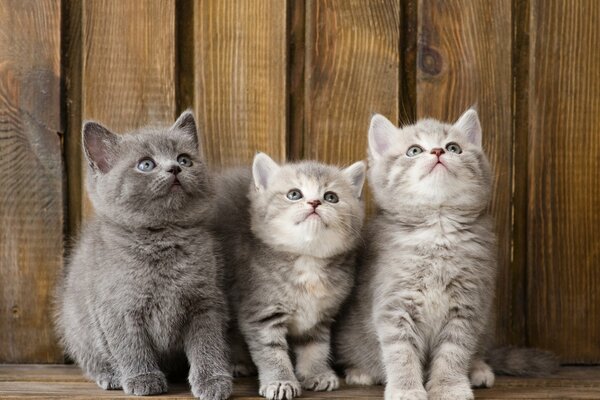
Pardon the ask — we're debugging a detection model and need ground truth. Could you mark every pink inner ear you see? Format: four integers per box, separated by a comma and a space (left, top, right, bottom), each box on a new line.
84, 127, 115, 173
86, 137, 111, 172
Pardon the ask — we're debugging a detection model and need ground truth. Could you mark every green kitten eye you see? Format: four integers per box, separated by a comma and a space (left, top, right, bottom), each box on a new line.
406, 145, 424, 157
445, 142, 462, 154
286, 189, 303, 201
177, 154, 193, 167
137, 158, 156, 172
324, 191, 339, 203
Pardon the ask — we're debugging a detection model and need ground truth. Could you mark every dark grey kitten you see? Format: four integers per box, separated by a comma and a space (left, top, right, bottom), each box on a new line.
212, 153, 366, 400
334, 110, 557, 400
55, 111, 232, 399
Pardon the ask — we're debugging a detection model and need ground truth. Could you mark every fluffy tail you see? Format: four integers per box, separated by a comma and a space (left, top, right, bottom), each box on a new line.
488, 346, 559, 377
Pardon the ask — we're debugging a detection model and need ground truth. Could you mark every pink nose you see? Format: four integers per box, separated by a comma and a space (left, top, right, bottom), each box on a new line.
307, 200, 321, 209
431, 148, 445, 157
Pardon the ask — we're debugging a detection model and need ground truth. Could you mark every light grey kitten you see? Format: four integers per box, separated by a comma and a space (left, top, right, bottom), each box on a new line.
334, 110, 557, 400
211, 153, 366, 400
55, 111, 232, 399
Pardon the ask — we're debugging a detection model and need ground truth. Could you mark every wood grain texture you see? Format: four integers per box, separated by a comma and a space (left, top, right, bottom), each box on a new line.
63, 0, 84, 236
304, 0, 400, 165
193, 0, 288, 167
416, 0, 521, 346
78, 0, 177, 218
0, 0, 63, 362
1, 365, 600, 399
527, 0, 600, 362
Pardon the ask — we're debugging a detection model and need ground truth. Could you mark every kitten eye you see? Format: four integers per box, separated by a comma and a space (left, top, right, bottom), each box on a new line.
137, 158, 156, 172
324, 191, 339, 203
177, 154, 193, 167
445, 142, 463, 154
406, 145, 424, 157
286, 189, 303, 201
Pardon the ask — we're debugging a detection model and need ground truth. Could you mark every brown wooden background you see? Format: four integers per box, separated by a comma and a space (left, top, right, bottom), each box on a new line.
0, 0, 598, 364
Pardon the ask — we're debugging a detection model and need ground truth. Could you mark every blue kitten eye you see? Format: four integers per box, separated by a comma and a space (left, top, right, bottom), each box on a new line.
406, 145, 424, 157
137, 158, 156, 172
324, 191, 339, 203
286, 189, 303, 201
177, 154, 193, 167
445, 142, 462, 154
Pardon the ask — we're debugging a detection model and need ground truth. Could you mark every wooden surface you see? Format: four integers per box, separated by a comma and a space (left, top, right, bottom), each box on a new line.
304, 0, 400, 165
1, 365, 600, 399
194, 0, 288, 166
77, 0, 178, 219
0, 0, 64, 363
2, 0, 600, 363
527, 0, 600, 363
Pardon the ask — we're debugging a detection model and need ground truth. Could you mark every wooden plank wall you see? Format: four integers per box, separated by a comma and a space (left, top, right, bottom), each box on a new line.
0, 0, 598, 363
0, 0, 64, 362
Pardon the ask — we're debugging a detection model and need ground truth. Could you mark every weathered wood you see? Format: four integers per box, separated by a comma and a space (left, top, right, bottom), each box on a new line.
511, 0, 530, 349
1, 365, 600, 399
193, 0, 288, 167
63, 0, 84, 235
0, 0, 64, 363
416, 0, 520, 346
304, 0, 400, 165
77, 0, 177, 218
527, 0, 600, 362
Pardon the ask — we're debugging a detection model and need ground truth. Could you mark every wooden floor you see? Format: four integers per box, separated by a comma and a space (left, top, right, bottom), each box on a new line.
0, 365, 599, 399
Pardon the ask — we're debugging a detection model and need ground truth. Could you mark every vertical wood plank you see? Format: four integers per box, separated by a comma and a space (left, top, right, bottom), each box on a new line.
528, 0, 600, 362
303, 0, 400, 166
73, 0, 177, 219
416, 1, 522, 345
0, 0, 63, 362
194, 0, 288, 166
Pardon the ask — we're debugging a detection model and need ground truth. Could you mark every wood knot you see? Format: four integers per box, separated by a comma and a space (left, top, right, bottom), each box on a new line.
11, 305, 19, 318
419, 47, 443, 76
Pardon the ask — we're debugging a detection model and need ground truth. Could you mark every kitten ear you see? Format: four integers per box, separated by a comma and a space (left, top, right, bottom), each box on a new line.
82, 121, 119, 173
368, 114, 397, 159
252, 152, 280, 190
342, 161, 367, 198
171, 109, 199, 147
454, 108, 482, 146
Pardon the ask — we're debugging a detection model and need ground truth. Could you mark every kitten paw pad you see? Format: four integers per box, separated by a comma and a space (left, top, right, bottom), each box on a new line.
191, 375, 233, 400
384, 387, 428, 400
470, 364, 495, 388
95, 372, 121, 390
123, 371, 167, 396
300, 371, 339, 391
428, 383, 474, 400
259, 380, 301, 400
232, 362, 257, 377
345, 368, 378, 385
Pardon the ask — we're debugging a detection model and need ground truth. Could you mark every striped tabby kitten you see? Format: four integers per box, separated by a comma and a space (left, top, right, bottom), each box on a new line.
335, 110, 557, 400
212, 153, 366, 400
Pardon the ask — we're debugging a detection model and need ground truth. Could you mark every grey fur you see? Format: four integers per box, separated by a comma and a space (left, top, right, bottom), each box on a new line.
487, 347, 559, 377
211, 154, 366, 400
335, 110, 556, 400
55, 111, 232, 399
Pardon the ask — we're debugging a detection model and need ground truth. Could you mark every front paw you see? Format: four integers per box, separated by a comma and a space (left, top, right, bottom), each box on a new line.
191, 374, 233, 400
259, 380, 301, 400
428, 382, 474, 400
122, 371, 167, 396
384, 385, 427, 400
299, 370, 339, 391
95, 371, 122, 390
470, 362, 495, 388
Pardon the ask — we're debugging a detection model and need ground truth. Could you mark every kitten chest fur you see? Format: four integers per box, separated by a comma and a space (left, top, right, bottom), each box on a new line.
287, 255, 338, 335
381, 213, 493, 347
